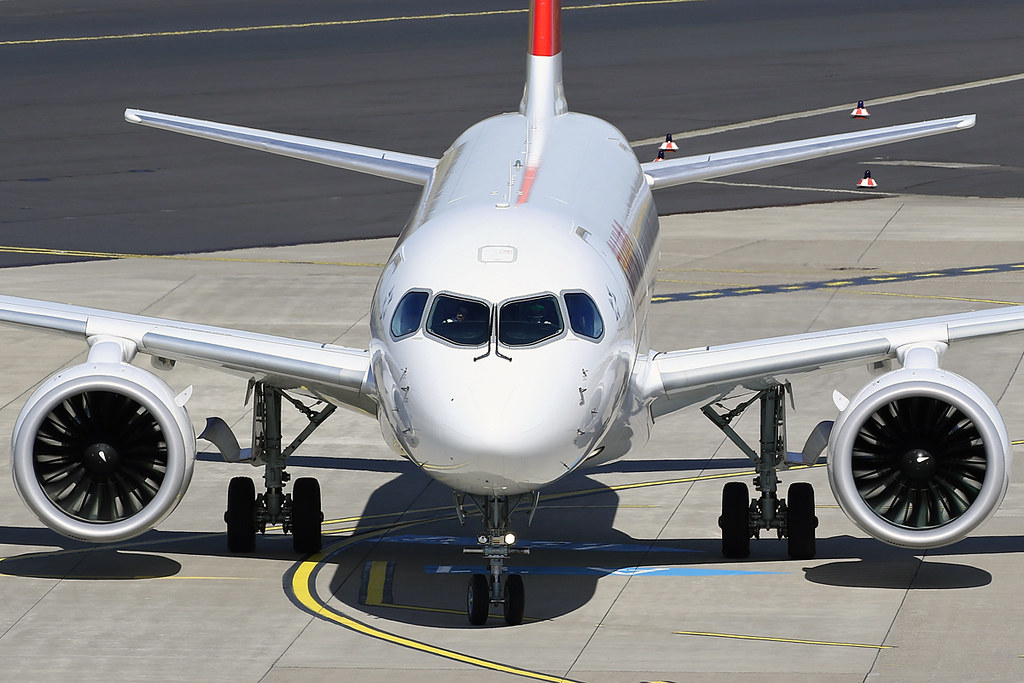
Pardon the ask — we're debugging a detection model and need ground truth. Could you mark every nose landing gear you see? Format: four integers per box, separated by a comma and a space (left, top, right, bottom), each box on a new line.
457, 492, 538, 626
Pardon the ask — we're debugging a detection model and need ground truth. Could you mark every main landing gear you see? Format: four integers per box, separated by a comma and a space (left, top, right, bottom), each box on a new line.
702, 384, 818, 561
221, 382, 335, 554
456, 492, 539, 626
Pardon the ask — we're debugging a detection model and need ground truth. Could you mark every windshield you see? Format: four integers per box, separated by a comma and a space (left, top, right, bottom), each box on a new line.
498, 295, 563, 346
426, 294, 490, 346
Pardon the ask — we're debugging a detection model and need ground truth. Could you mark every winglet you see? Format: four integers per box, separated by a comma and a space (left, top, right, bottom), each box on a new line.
519, 0, 567, 120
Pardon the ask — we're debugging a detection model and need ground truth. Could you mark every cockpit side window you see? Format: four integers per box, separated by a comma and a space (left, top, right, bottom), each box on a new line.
390, 290, 429, 339
498, 295, 563, 346
564, 292, 604, 340
427, 294, 490, 346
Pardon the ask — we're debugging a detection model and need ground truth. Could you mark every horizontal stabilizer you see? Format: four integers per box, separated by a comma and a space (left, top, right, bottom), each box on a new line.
125, 109, 438, 185
641, 115, 975, 190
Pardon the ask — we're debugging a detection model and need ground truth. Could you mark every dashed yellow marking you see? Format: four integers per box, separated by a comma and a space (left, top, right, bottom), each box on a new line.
858, 291, 1023, 306
964, 267, 998, 273
364, 560, 389, 606
0, 1, 705, 47
824, 280, 853, 287
675, 630, 894, 650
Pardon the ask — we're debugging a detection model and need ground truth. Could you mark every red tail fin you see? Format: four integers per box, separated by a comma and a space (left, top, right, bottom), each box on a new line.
529, 0, 561, 57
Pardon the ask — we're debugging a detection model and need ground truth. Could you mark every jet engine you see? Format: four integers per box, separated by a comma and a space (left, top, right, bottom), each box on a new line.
11, 357, 196, 543
828, 348, 1010, 549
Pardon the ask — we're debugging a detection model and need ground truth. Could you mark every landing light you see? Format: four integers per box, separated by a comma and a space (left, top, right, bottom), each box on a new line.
504, 533, 516, 545
478, 534, 489, 545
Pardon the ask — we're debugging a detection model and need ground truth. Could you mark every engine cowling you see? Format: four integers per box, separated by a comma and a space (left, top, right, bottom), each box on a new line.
827, 364, 1011, 549
11, 361, 196, 543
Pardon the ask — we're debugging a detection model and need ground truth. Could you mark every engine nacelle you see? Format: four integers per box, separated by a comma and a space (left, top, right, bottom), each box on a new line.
828, 364, 1011, 549
11, 361, 196, 543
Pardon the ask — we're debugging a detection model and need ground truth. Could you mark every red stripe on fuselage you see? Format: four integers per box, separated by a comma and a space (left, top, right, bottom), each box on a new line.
529, 0, 561, 56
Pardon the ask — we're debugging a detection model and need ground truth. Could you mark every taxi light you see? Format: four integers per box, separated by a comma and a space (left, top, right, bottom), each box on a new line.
504, 533, 516, 545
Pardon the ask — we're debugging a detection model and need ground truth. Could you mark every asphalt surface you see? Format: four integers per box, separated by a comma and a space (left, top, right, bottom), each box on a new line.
1, 2, 1024, 681
2, 0, 1023, 266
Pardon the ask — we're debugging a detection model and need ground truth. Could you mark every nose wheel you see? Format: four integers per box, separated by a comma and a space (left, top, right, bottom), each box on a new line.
458, 493, 536, 626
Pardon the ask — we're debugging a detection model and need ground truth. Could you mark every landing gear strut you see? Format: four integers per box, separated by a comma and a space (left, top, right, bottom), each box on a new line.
223, 382, 335, 554
703, 384, 818, 560
457, 492, 538, 626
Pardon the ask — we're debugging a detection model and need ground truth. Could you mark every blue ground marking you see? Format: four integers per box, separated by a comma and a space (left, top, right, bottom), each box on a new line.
654, 261, 1024, 303
375, 534, 696, 553
426, 565, 785, 577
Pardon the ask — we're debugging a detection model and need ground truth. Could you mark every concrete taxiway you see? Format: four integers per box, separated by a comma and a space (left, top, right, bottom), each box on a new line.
1, 195, 1023, 681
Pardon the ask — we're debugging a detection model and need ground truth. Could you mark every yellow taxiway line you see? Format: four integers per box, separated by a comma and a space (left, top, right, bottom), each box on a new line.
0, 1, 704, 47
675, 630, 894, 650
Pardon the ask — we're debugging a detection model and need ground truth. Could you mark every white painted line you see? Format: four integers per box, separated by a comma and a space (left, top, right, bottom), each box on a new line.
631, 72, 1024, 147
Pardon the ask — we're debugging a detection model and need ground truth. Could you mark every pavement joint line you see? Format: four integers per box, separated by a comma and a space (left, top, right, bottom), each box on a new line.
0, 245, 383, 267
674, 630, 895, 650
0, 1, 704, 47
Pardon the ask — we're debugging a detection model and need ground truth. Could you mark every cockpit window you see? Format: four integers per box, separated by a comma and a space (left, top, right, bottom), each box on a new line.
498, 295, 563, 346
390, 290, 428, 339
427, 294, 490, 346
564, 292, 604, 340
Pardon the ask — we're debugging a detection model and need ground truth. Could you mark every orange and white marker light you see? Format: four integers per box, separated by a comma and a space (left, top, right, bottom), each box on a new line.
857, 170, 877, 188
653, 149, 666, 162
850, 100, 871, 118
659, 134, 679, 152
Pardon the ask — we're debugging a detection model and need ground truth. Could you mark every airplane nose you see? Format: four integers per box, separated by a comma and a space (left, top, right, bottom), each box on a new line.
403, 353, 590, 494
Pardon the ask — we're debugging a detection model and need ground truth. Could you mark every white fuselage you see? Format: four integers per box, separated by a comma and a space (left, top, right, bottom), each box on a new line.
368, 110, 660, 495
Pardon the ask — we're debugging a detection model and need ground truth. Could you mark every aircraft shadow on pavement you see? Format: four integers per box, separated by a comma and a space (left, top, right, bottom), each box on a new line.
325, 469, 708, 628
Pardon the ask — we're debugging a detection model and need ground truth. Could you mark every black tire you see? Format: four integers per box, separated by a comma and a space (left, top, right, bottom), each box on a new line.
786, 482, 817, 560
226, 476, 256, 553
503, 574, 525, 626
467, 574, 490, 626
291, 477, 323, 554
719, 481, 751, 559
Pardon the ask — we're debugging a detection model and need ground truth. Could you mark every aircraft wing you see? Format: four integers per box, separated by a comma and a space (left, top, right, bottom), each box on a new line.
648, 304, 1024, 418
124, 109, 438, 186
0, 294, 376, 414
640, 115, 975, 190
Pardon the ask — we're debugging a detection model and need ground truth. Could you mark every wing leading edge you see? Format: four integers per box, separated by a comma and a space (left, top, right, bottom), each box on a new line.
647, 304, 1024, 418
640, 115, 975, 190
124, 109, 438, 186
0, 295, 375, 414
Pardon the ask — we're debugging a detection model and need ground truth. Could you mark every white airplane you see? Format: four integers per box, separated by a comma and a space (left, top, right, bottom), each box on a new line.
2, 0, 1021, 626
